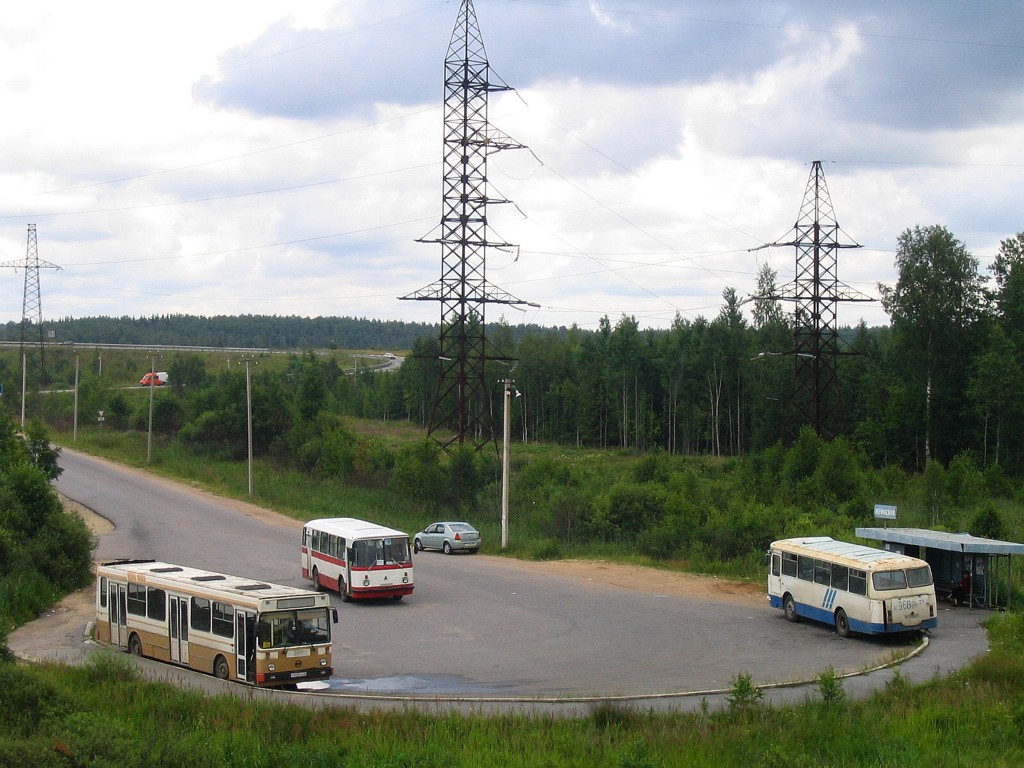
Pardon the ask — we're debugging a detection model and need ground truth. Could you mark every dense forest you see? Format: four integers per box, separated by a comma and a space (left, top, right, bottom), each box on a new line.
0, 313, 570, 352
6, 225, 1024, 476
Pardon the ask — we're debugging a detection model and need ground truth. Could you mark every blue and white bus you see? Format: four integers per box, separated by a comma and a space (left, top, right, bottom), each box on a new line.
767, 537, 938, 637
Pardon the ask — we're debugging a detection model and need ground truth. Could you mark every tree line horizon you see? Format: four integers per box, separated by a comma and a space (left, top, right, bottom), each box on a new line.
5, 223, 1023, 475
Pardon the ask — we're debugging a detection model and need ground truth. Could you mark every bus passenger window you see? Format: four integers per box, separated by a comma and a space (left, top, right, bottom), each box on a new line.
191, 597, 212, 632
147, 588, 167, 621
849, 570, 867, 596
212, 602, 234, 638
797, 555, 814, 581
831, 564, 849, 591
782, 552, 798, 577
127, 583, 147, 616
813, 559, 831, 586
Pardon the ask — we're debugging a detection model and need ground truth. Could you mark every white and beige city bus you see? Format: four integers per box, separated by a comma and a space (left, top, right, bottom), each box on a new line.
301, 518, 414, 601
767, 537, 938, 637
95, 559, 337, 687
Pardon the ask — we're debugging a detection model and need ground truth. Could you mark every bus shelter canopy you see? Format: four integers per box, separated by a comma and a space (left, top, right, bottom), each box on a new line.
855, 527, 1024, 556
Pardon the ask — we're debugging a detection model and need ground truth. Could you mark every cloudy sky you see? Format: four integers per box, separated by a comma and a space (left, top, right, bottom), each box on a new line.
1, 0, 1022, 332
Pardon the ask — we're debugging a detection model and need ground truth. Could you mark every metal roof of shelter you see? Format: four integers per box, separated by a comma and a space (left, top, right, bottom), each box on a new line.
855, 527, 1024, 556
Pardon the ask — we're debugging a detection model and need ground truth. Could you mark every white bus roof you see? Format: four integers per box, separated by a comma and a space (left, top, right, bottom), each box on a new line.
770, 537, 929, 571
98, 560, 328, 609
304, 517, 408, 540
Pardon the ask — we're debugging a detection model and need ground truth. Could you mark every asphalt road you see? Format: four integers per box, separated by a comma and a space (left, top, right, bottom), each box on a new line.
45, 448, 991, 712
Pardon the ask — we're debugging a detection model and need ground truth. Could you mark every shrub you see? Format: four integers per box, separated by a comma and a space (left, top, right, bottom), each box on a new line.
727, 671, 764, 715
0, 665, 73, 738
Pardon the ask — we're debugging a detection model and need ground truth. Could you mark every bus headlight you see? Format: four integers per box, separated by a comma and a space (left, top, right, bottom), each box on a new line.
363, 576, 370, 586
402, 574, 409, 583
320, 658, 328, 667
268, 663, 276, 672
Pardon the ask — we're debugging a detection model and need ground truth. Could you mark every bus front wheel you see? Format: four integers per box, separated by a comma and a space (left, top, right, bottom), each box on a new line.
214, 655, 230, 681
783, 594, 799, 622
834, 608, 852, 638
311, 567, 323, 592
340, 579, 352, 603
128, 634, 143, 657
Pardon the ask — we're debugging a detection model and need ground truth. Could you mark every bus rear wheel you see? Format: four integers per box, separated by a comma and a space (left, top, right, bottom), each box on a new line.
834, 608, 852, 638
128, 634, 143, 657
783, 594, 799, 622
214, 655, 230, 681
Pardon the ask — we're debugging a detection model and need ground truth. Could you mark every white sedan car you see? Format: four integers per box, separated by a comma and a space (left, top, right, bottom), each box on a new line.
414, 522, 481, 554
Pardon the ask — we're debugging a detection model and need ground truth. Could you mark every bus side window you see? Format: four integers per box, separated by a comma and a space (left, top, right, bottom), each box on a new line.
813, 559, 831, 586
771, 553, 781, 577
191, 597, 212, 632
782, 552, 798, 578
797, 555, 814, 581
849, 569, 867, 596
99, 576, 107, 608
147, 588, 167, 621
831, 564, 849, 591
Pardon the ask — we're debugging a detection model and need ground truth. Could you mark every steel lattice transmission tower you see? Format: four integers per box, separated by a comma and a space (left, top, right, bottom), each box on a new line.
1, 223, 62, 384
400, 0, 536, 452
756, 161, 872, 439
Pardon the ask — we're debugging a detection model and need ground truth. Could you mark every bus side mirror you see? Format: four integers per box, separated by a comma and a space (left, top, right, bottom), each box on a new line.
332, 608, 339, 623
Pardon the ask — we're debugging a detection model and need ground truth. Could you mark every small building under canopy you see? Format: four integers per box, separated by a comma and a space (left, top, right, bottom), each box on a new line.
855, 527, 1024, 609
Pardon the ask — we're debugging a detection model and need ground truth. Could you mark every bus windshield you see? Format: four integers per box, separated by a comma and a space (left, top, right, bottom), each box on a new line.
352, 537, 411, 568
257, 608, 331, 649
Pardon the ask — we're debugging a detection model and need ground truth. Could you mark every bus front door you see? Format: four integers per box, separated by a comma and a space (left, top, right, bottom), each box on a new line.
108, 582, 128, 649
235, 611, 256, 684
169, 595, 189, 665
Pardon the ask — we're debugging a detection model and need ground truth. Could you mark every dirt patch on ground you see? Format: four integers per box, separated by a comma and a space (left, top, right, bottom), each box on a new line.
502, 558, 764, 604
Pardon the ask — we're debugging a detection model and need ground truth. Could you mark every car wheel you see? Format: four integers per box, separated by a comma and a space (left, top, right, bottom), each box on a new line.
214, 655, 230, 680
834, 608, 852, 638
414, 538, 423, 553
783, 594, 799, 622
443, 541, 452, 555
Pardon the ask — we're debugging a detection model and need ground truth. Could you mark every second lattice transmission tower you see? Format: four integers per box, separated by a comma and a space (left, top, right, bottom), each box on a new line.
400, 0, 535, 451
757, 161, 872, 439
1, 223, 62, 385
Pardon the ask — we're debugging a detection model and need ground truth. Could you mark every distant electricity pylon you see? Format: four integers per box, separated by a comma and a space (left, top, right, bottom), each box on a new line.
1, 224, 62, 387
753, 161, 872, 439
400, 0, 536, 452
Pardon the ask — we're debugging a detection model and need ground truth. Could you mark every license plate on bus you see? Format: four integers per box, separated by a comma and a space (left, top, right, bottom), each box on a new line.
290, 671, 308, 678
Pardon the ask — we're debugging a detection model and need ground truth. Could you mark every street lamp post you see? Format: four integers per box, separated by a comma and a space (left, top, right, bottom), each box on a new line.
73, 354, 79, 443
146, 355, 155, 464
20, 350, 26, 429
245, 358, 254, 497
501, 378, 520, 549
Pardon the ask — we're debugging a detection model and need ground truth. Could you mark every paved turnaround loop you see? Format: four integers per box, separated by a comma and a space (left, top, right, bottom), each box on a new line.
9, 448, 991, 714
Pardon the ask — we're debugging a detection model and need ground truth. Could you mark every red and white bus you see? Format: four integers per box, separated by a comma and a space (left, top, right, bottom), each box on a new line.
301, 518, 414, 601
